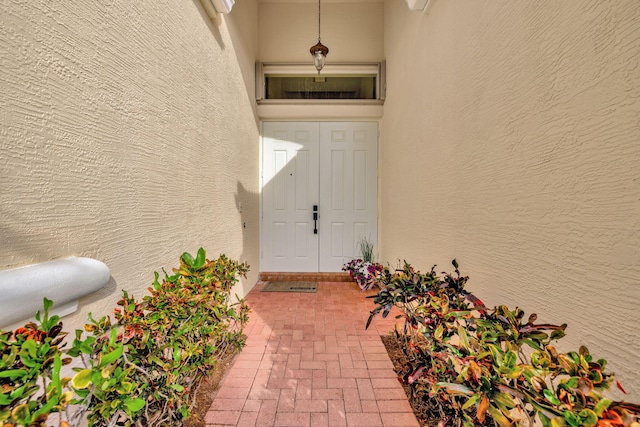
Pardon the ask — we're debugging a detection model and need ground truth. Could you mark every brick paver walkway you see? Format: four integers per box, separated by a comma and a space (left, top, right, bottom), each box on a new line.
204, 282, 420, 426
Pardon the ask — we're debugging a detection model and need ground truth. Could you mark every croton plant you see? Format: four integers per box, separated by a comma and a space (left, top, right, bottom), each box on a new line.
1, 248, 250, 427
367, 260, 640, 427
0, 299, 73, 427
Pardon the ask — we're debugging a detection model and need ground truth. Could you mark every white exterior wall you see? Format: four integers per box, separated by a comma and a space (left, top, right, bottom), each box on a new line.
0, 0, 260, 331
381, 0, 640, 398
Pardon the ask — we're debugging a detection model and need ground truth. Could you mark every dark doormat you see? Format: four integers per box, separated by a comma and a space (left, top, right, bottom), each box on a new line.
262, 281, 318, 292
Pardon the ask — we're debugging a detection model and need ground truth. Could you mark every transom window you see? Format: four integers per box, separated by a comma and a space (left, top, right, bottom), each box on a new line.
256, 63, 385, 102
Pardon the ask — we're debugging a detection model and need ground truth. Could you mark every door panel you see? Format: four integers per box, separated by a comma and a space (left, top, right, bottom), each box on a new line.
319, 122, 378, 271
262, 122, 377, 272
262, 122, 319, 272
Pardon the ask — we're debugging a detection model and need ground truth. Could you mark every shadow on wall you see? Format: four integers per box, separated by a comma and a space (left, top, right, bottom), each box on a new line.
79, 275, 118, 310
235, 181, 260, 296
221, 0, 258, 120
0, 211, 69, 269
191, 0, 226, 50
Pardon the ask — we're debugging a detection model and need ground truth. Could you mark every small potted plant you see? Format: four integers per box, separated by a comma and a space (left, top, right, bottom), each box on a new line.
342, 237, 383, 291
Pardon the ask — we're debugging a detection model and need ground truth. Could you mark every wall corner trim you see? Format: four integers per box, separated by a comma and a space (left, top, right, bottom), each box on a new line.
200, 0, 234, 18
0, 257, 111, 329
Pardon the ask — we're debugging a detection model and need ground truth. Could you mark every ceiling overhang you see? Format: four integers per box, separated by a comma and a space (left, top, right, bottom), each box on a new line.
257, 0, 430, 12
405, 0, 432, 11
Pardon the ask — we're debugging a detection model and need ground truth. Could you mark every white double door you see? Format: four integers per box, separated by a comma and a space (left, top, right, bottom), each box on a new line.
262, 122, 378, 272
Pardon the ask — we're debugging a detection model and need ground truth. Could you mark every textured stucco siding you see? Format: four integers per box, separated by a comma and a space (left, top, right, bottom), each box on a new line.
0, 1, 260, 330
381, 1, 640, 398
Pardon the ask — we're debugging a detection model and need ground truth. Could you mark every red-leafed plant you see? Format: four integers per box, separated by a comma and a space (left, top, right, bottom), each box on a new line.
1, 248, 250, 427
0, 298, 75, 427
69, 249, 250, 427
367, 260, 640, 427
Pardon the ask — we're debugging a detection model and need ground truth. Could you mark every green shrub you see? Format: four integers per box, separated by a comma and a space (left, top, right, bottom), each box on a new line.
69, 249, 250, 427
358, 237, 375, 264
0, 248, 250, 427
367, 260, 640, 427
0, 299, 73, 427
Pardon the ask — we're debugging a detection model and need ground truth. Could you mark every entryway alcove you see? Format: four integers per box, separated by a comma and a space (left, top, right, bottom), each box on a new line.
261, 121, 378, 273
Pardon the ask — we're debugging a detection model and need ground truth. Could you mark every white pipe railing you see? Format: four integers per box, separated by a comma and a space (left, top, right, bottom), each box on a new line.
0, 257, 110, 330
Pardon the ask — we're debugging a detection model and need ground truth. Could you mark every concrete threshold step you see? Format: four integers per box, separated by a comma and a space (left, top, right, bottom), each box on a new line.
259, 272, 352, 282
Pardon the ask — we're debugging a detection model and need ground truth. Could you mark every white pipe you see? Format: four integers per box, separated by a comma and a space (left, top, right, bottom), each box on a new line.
0, 257, 110, 329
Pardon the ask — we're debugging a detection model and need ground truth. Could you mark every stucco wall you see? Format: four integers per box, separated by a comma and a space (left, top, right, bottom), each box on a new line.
258, 1, 384, 63
0, 0, 260, 330
381, 0, 640, 398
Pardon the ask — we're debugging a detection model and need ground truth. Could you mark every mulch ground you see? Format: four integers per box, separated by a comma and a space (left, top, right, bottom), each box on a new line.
183, 348, 240, 427
381, 334, 436, 427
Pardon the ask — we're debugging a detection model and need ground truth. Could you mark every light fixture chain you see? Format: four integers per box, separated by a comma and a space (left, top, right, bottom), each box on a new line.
318, 0, 321, 42
310, 0, 327, 74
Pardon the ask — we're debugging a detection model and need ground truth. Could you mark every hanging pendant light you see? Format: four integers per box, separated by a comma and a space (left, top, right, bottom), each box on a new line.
309, 0, 329, 74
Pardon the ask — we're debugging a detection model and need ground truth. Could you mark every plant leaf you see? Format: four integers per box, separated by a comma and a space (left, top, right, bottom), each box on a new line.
408, 366, 424, 384
544, 389, 561, 406
593, 398, 611, 417
32, 395, 59, 419
0, 369, 28, 379
71, 369, 93, 389
181, 251, 196, 268
365, 314, 374, 330
194, 248, 206, 269
124, 397, 145, 413
22, 339, 38, 359
99, 345, 124, 368
549, 416, 567, 427
578, 409, 597, 427
462, 394, 481, 411
153, 271, 161, 290
170, 383, 185, 392
11, 403, 31, 423
477, 395, 489, 423
487, 404, 512, 427
436, 382, 474, 396
52, 355, 62, 394
458, 325, 470, 351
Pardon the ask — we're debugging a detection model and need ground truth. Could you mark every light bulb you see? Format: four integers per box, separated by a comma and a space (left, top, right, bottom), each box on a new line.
313, 50, 326, 73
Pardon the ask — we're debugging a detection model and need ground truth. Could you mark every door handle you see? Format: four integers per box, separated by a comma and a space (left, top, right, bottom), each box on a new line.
313, 205, 318, 234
